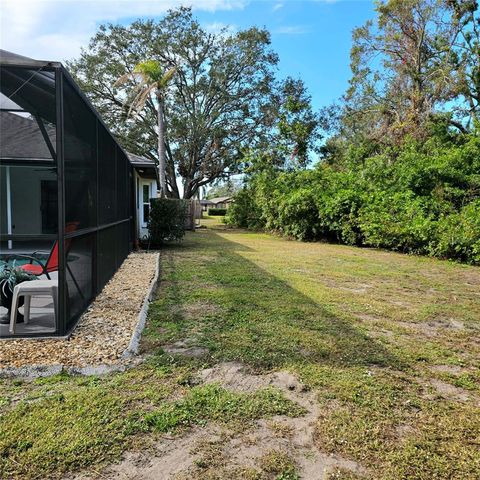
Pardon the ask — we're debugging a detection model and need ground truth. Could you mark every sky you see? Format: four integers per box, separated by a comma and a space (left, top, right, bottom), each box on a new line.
0, 0, 375, 110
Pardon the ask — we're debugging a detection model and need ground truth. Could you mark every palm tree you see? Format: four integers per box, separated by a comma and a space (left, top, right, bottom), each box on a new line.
115, 60, 176, 197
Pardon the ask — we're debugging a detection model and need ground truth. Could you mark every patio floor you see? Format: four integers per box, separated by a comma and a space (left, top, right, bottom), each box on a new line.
0, 296, 56, 336
0, 270, 58, 337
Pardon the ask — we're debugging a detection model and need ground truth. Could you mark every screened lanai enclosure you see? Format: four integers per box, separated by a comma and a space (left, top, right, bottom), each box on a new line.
0, 50, 133, 338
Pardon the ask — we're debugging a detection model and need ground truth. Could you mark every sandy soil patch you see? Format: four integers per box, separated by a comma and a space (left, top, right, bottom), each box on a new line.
429, 365, 466, 375
163, 340, 209, 358
0, 252, 158, 370
355, 313, 385, 323
183, 301, 220, 319
429, 379, 475, 403
67, 363, 367, 480
397, 317, 469, 337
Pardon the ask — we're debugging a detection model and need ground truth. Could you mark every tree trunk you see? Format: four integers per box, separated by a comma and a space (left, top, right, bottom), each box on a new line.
157, 91, 167, 197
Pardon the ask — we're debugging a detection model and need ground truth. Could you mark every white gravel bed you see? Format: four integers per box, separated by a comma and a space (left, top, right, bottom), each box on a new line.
0, 252, 158, 370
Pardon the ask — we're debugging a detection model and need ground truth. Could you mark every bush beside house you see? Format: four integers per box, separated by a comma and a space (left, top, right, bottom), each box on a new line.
148, 198, 188, 244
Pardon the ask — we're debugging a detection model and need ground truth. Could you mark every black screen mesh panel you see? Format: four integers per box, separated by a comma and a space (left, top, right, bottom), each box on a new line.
0, 165, 57, 235
0, 111, 56, 161
63, 80, 97, 230
98, 125, 117, 225
65, 233, 94, 328
0, 60, 133, 338
0, 67, 56, 162
0, 67, 56, 123
115, 221, 130, 269
97, 226, 117, 290
0, 66, 59, 338
116, 146, 128, 220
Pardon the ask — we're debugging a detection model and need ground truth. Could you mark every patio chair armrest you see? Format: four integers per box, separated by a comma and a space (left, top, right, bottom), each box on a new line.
9, 254, 46, 268
31, 250, 51, 257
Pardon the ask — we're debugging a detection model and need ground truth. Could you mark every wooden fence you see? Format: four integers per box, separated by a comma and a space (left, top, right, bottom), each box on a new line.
185, 199, 202, 230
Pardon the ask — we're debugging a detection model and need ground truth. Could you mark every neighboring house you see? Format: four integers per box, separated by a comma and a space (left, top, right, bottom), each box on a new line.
200, 199, 214, 212
208, 196, 233, 210
127, 152, 158, 240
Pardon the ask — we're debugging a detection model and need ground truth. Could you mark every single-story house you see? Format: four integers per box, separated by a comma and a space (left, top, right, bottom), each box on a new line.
0, 49, 157, 338
199, 199, 214, 212
208, 196, 233, 210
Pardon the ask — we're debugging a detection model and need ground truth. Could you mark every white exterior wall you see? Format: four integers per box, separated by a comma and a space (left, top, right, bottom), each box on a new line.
0, 165, 56, 235
133, 169, 157, 240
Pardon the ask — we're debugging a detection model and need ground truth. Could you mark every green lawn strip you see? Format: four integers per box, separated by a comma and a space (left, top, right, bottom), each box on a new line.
0, 386, 128, 479
141, 383, 305, 433
143, 227, 480, 479
0, 359, 304, 479
146, 232, 401, 371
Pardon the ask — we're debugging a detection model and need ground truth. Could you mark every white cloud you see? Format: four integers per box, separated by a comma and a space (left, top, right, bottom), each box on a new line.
204, 21, 237, 36
0, 0, 247, 63
272, 2, 283, 11
274, 25, 310, 35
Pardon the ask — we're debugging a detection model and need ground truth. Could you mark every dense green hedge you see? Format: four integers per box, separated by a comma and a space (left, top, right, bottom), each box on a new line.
208, 208, 227, 216
226, 133, 480, 264
148, 198, 188, 244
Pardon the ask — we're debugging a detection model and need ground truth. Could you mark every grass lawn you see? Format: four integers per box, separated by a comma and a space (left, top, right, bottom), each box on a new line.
1, 223, 479, 479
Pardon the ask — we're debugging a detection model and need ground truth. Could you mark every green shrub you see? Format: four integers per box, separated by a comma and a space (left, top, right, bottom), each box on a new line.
225, 189, 262, 228
148, 198, 188, 244
276, 188, 320, 240
358, 192, 437, 253
431, 200, 480, 264
231, 132, 480, 264
208, 208, 227, 216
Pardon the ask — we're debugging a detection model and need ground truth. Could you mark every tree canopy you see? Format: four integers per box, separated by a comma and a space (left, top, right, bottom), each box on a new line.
341, 0, 480, 146
68, 7, 286, 198
226, 0, 480, 265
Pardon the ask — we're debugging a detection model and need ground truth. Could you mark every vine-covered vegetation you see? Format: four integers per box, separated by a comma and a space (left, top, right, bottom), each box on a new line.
227, 128, 480, 263
227, 0, 480, 265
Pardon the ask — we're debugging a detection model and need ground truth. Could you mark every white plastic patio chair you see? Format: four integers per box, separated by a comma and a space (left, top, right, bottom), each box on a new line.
9, 280, 58, 334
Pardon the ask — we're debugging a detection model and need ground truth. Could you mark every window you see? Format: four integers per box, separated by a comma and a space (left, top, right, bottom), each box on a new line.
142, 184, 150, 225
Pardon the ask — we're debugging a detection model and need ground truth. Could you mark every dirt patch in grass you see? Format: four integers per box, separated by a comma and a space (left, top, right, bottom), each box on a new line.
428, 379, 476, 403
183, 301, 221, 320
397, 318, 468, 338
68, 363, 366, 480
429, 364, 466, 375
163, 340, 209, 359
366, 328, 395, 339
354, 313, 385, 323
69, 426, 217, 480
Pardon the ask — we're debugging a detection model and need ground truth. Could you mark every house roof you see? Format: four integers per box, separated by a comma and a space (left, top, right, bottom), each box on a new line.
0, 49, 135, 166
0, 49, 61, 68
200, 199, 214, 205
0, 111, 56, 161
209, 196, 232, 204
127, 152, 156, 169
